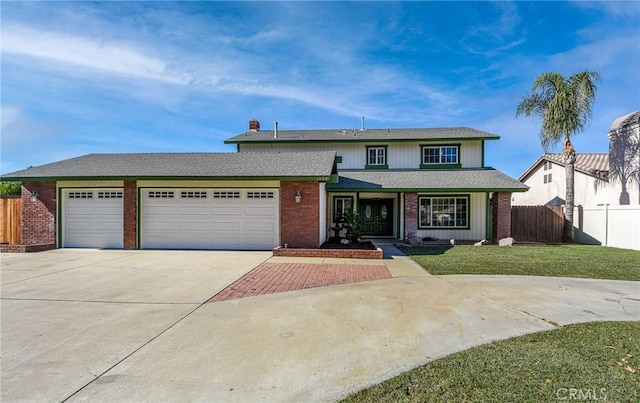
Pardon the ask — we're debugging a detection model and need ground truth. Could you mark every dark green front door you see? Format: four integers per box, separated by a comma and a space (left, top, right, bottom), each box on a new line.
360, 199, 393, 236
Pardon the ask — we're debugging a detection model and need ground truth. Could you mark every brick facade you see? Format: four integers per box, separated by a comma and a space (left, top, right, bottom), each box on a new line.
492, 192, 512, 241
272, 244, 383, 259
403, 192, 418, 241
280, 181, 320, 248
21, 182, 57, 248
123, 181, 137, 249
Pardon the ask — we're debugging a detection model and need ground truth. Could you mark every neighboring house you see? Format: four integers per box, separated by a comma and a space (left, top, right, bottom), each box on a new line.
514, 110, 640, 208
1, 120, 527, 252
512, 153, 610, 207
608, 110, 640, 205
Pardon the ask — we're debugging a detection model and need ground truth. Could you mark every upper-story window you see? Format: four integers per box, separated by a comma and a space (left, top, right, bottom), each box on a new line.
421, 145, 460, 168
366, 146, 388, 169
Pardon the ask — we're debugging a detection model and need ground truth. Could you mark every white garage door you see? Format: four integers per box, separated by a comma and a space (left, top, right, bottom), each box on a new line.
63, 189, 124, 248
141, 188, 279, 250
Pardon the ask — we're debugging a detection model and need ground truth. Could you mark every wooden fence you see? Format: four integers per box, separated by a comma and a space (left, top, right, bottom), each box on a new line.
511, 205, 564, 242
1, 197, 22, 245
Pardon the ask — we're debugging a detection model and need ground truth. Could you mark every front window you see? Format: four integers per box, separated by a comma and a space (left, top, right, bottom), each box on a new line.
366, 146, 388, 168
334, 197, 353, 221
421, 145, 459, 165
419, 196, 469, 228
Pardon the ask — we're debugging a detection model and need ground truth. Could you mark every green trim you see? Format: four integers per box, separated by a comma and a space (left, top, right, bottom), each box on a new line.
365, 145, 388, 169
419, 163, 462, 170
327, 187, 528, 193
485, 193, 492, 240
396, 192, 402, 239
328, 174, 339, 184
137, 186, 280, 190
417, 194, 471, 230
6, 175, 333, 182
336, 155, 343, 163
57, 187, 62, 247
224, 137, 500, 145
364, 164, 389, 170
137, 186, 141, 249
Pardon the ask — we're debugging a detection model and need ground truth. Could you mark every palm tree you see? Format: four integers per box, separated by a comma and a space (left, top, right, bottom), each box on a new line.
516, 71, 600, 242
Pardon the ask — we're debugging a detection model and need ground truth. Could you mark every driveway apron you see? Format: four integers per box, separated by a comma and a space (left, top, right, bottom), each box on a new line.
1, 249, 638, 402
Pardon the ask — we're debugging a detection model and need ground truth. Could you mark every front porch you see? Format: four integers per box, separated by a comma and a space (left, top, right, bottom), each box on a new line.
326, 191, 514, 244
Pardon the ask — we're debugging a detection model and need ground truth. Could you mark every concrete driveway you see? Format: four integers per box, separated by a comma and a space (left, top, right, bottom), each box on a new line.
1, 249, 639, 402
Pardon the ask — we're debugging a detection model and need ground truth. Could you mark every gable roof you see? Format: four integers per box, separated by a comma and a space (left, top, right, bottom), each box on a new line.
327, 169, 528, 192
1, 151, 337, 181
225, 127, 500, 144
518, 153, 609, 182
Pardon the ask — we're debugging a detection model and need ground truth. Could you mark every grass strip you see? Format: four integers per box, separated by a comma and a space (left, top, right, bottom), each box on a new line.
400, 244, 640, 281
343, 321, 640, 403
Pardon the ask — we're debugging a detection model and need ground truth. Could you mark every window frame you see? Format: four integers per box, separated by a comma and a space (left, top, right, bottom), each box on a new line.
333, 196, 354, 221
420, 144, 461, 169
418, 195, 470, 229
365, 145, 389, 169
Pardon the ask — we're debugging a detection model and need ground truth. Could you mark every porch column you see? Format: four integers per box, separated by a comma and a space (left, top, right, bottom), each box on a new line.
123, 180, 137, 250
404, 192, 418, 241
495, 192, 512, 241
21, 182, 57, 247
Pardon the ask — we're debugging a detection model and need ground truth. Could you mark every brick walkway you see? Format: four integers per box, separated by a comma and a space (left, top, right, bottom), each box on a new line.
208, 262, 392, 302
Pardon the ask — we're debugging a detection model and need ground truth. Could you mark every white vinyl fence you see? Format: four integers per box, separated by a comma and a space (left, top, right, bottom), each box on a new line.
575, 205, 640, 251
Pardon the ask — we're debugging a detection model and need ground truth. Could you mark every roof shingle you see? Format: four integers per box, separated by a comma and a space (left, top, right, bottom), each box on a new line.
225, 127, 500, 144
327, 169, 528, 192
1, 151, 337, 180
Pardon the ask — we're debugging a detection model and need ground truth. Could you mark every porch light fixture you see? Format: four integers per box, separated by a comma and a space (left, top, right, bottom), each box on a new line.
30, 191, 39, 202
295, 190, 302, 204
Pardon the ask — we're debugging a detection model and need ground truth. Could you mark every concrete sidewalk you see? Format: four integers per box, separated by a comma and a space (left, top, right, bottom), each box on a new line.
1, 249, 639, 402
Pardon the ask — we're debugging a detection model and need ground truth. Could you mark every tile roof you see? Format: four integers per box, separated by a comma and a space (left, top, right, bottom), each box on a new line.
225, 127, 500, 144
1, 151, 337, 180
326, 169, 528, 192
542, 153, 609, 180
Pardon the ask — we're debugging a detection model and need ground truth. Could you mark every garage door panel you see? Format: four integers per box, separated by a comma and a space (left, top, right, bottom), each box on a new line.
142, 188, 279, 250
178, 221, 208, 231
245, 206, 277, 216
147, 205, 178, 215
177, 205, 209, 215
147, 220, 177, 231
245, 221, 276, 231
211, 206, 242, 215
212, 222, 242, 231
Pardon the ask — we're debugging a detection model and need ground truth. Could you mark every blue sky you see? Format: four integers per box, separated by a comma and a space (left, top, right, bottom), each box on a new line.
1, 1, 639, 179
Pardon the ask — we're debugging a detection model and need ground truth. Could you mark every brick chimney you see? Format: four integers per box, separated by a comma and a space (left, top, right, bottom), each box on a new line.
249, 119, 260, 132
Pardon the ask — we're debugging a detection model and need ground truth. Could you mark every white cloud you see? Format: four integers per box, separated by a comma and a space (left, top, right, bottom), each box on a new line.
1, 25, 190, 85
0, 105, 24, 132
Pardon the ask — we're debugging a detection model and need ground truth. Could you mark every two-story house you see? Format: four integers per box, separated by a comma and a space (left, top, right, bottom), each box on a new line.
1, 119, 526, 252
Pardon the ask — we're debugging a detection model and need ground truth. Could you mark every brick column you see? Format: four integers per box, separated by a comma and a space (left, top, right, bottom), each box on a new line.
404, 192, 418, 241
123, 180, 137, 249
280, 181, 320, 248
494, 192, 512, 241
21, 182, 57, 247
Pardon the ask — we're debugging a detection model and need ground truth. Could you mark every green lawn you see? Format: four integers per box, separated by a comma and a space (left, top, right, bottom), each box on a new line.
400, 244, 640, 281
342, 321, 640, 403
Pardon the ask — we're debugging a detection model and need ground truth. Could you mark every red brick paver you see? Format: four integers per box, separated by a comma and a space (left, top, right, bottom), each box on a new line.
208, 262, 392, 302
